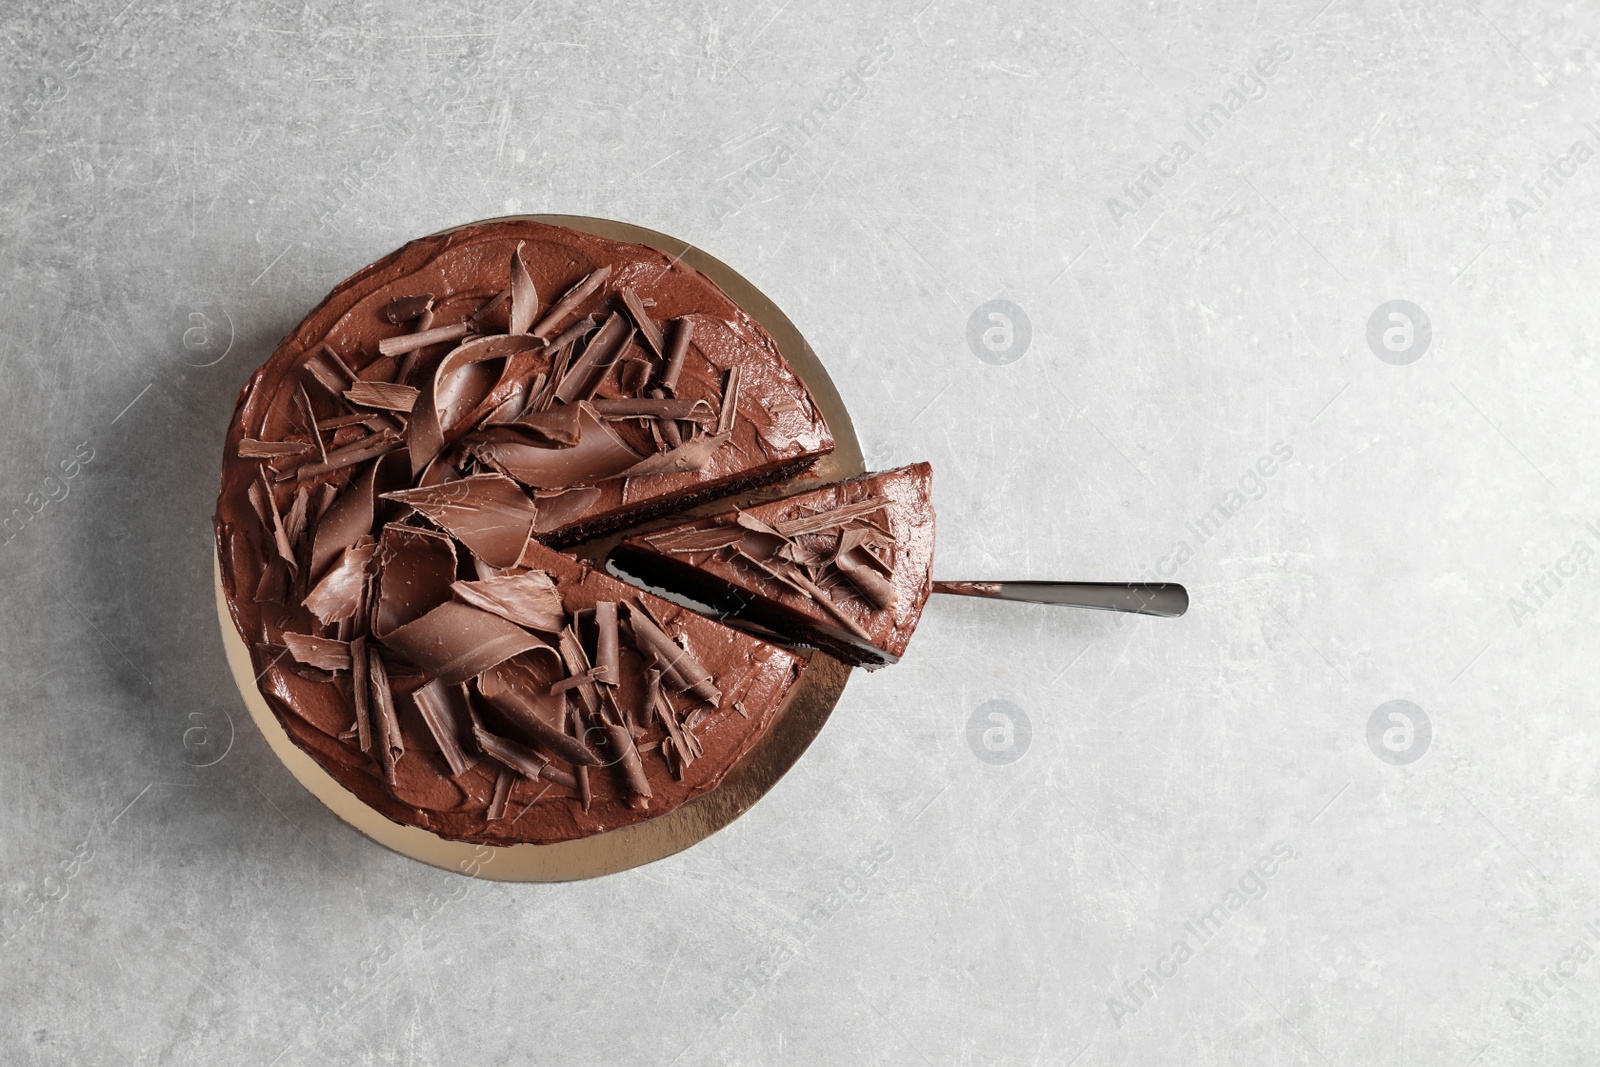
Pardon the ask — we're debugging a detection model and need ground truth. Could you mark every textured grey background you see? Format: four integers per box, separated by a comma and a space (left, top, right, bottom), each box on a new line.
2, 1, 1597, 1064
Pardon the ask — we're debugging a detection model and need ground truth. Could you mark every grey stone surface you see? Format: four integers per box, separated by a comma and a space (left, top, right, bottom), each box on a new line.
2, 1, 1597, 1063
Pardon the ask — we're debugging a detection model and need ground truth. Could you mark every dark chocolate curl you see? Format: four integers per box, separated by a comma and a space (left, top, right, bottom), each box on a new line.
532, 264, 611, 341
303, 540, 375, 625
659, 318, 693, 394
508, 243, 538, 336
282, 632, 352, 672
367, 646, 403, 784
373, 525, 457, 637
382, 474, 539, 569
450, 570, 565, 632
477, 655, 603, 767
618, 286, 664, 358
594, 601, 620, 685
625, 604, 721, 705
379, 601, 546, 685
413, 679, 478, 777
474, 725, 550, 780
382, 294, 434, 324
462, 406, 640, 490
350, 635, 372, 753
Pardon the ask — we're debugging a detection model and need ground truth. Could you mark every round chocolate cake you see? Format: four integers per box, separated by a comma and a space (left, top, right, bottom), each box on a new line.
215, 219, 848, 846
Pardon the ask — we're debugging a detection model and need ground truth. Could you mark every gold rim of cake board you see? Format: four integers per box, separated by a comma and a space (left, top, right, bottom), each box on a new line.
214, 214, 864, 883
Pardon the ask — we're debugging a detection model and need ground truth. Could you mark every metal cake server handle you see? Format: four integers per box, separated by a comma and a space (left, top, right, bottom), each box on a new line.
932, 581, 1188, 617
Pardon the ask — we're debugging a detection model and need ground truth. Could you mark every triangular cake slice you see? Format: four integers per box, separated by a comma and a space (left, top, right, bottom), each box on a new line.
610, 463, 935, 668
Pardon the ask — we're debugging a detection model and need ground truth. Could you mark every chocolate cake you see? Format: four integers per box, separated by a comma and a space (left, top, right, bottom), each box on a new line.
214, 219, 836, 846
609, 464, 935, 667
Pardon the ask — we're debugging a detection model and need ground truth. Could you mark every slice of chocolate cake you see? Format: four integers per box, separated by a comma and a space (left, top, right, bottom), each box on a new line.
610, 463, 935, 668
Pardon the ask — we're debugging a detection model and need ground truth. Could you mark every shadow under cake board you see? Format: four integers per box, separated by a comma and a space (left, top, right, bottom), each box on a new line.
214, 214, 864, 882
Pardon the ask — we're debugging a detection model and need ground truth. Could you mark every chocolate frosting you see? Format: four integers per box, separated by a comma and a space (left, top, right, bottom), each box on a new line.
215, 220, 827, 846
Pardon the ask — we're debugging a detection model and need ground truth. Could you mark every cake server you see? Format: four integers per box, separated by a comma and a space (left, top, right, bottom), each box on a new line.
932, 581, 1187, 617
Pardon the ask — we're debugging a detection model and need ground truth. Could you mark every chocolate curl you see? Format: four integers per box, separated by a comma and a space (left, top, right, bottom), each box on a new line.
282, 429, 404, 481
551, 312, 631, 405
486, 768, 513, 821
450, 570, 565, 632
367, 646, 402, 784
282, 632, 351, 672
647, 668, 693, 780
508, 242, 538, 335
618, 286, 664, 358
477, 655, 603, 767
555, 626, 601, 717
303, 344, 353, 397
833, 528, 897, 610
412, 679, 478, 777
532, 264, 611, 341
381, 294, 434, 324
658, 318, 692, 394
239, 439, 311, 459
372, 525, 457, 637
407, 334, 545, 476
625, 603, 720, 705
463, 407, 641, 491
594, 601, 620, 686
379, 601, 545, 685
309, 461, 381, 582
350, 635, 372, 753
377, 321, 470, 358
647, 388, 682, 448
601, 692, 652, 805
345, 381, 420, 413
303, 540, 375, 625
397, 306, 437, 383
473, 724, 548, 779
716, 364, 741, 436
381, 474, 539, 569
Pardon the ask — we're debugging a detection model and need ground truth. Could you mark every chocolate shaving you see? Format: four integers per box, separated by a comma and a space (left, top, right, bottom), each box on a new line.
555, 626, 601, 717
373, 524, 457, 636
350, 635, 372, 753
382, 474, 539, 569
303, 345, 352, 396
659, 318, 692, 394
302, 543, 374, 627
450, 570, 565, 632
377, 321, 471, 358
618, 431, 729, 477
345, 380, 420, 413
367, 646, 402, 784
833, 529, 897, 609
508, 243, 539, 335
509, 403, 584, 446
552, 312, 631, 405
282, 632, 351, 672
309, 463, 379, 582
412, 679, 478, 777
473, 725, 549, 780
648, 388, 683, 448
382, 294, 434, 324
772, 497, 887, 538
618, 286, 664, 358
486, 767, 513, 819
594, 601, 620, 685
625, 603, 721, 705
591, 397, 714, 421
462, 406, 640, 490
602, 705, 651, 802
530, 487, 603, 535
532, 265, 611, 341
283, 430, 403, 481
239, 439, 312, 459
379, 601, 546, 685
407, 334, 544, 476
477, 654, 603, 766
716, 365, 741, 437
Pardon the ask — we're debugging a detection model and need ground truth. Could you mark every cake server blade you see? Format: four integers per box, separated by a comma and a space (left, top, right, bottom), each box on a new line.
932, 581, 1187, 617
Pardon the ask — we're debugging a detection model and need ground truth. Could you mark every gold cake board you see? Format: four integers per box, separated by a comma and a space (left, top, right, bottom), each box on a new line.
215, 214, 863, 882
